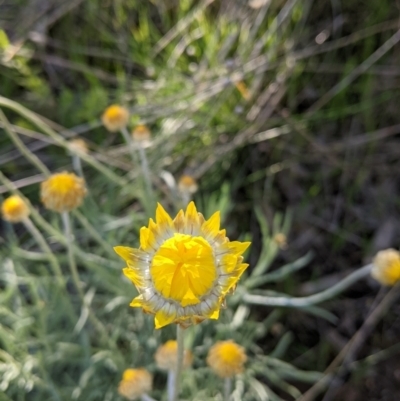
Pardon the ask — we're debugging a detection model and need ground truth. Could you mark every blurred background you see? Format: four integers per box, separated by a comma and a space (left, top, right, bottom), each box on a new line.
1, 1, 400, 400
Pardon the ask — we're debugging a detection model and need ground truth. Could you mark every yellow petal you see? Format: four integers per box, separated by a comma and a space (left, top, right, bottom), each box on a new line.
185, 201, 200, 233
123, 267, 143, 287
209, 309, 220, 319
220, 254, 238, 273
114, 246, 150, 264
156, 203, 173, 226
201, 211, 220, 239
155, 308, 176, 329
228, 241, 251, 256
214, 229, 227, 244
197, 212, 205, 225
114, 246, 139, 262
140, 226, 157, 252
173, 210, 185, 233
130, 295, 144, 307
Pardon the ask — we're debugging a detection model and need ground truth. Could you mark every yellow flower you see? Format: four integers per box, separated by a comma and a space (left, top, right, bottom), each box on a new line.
118, 368, 152, 400
132, 124, 151, 142
372, 249, 400, 286
1, 195, 30, 223
114, 202, 250, 329
178, 175, 198, 194
40, 172, 87, 213
68, 138, 88, 154
155, 340, 193, 371
207, 340, 247, 378
101, 104, 129, 132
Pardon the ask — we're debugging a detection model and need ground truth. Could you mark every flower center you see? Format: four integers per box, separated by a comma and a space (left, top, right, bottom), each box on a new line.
150, 233, 217, 307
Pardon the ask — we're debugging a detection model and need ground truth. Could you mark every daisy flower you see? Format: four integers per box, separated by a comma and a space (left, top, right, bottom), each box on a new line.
114, 202, 250, 329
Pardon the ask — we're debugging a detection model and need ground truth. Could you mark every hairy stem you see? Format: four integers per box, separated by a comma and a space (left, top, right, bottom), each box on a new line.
172, 325, 185, 401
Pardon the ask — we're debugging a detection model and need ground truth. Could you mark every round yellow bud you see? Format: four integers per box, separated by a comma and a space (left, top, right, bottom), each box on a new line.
1, 195, 30, 223
118, 368, 152, 400
101, 105, 129, 132
207, 340, 247, 378
155, 340, 193, 371
40, 172, 87, 213
132, 124, 151, 142
372, 249, 400, 286
178, 175, 198, 194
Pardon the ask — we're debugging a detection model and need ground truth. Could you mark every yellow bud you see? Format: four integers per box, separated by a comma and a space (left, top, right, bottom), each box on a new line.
1, 195, 30, 223
40, 172, 87, 213
118, 368, 152, 400
101, 105, 129, 132
178, 175, 198, 194
273, 233, 288, 249
372, 249, 400, 286
155, 340, 193, 371
68, 138, 88, 154
207, 340, 247, 378
132, 124, 151, 142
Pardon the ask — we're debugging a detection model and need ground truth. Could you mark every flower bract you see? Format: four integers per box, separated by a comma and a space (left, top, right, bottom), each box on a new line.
114, 202, 250, 329
40, 172, 87, 213
118, 368, 152, 400
207, 340, 247, 378
1, 195, 30, 223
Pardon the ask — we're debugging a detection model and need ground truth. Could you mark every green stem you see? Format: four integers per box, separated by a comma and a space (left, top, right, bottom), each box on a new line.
0, 108, 50, 176
167, 370, 176, 401
138, 144, 154, 200
224, 377, 232, 401
172, 325, 185, 401
72, 154, 84, 177
243, 264, 373, 308
0, 95, 128, 186
22, 216, 64, 285
141, 395, 158, 401
62, 211, 85, 300
61, 211, 111, 343
120, 126, 138, 163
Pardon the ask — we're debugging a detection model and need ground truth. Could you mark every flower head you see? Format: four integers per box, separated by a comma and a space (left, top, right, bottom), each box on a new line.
40, 172, 87, 213
207, 340, 247, 378
68, 138, 88, 155
372, 249, 400, 286
132, 124, 151, 142
101, 104, 129, 132
178, 175, 198, 194
114, 202, 250, 329
118, 368, 152, 400
1, 195, 30, 223
155, 340, 193, 371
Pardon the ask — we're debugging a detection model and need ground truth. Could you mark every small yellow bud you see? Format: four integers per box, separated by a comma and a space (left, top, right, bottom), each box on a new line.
1, 195, 30, 223
178, 175, 198, 194
101, 105, 129, 132
40, 172, 87, 213
118, 368, 152, 400
132, 124, 151, 142
207, 340, 247, 378
155, 340, 193, 371
372, 249, 400, 286
68, 138, 88, 155
273, 233, 288, 250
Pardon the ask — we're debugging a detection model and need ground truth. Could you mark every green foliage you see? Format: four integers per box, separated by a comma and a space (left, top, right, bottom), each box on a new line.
0, 0, 399, 400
